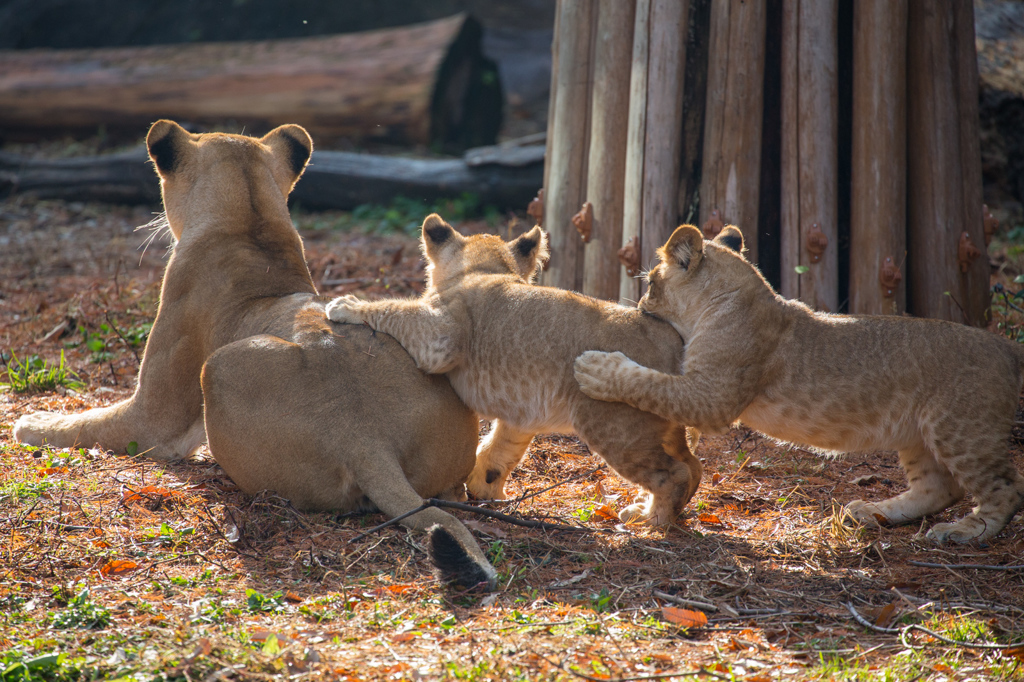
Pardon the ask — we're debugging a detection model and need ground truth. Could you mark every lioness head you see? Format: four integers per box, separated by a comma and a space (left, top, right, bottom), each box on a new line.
146, 119, 313, 241
419, 213, 550, 289
640, 224, 753, 334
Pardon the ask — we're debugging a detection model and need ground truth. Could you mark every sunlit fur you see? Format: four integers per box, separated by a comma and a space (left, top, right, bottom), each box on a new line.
575, 224, 1024, 544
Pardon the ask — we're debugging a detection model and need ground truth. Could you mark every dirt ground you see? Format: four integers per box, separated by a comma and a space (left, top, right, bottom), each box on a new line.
1, 194, 1023, 681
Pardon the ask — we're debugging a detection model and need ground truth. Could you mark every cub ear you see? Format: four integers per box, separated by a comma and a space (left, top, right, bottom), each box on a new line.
421, 213, 458, 259
147, 119, 193, 176
659, 225, 704, 271
262, 124, 313, 187
714, 225, 744, 254
510, 225, 549, 281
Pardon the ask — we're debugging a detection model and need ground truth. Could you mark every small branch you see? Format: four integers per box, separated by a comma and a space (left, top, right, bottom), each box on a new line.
653, 590, 718, 613
533, 650, 729, 682
845, 602, 1019, 650
349, 498, 590, 543
104, 311, 141, 366
908, 560, 1024, 571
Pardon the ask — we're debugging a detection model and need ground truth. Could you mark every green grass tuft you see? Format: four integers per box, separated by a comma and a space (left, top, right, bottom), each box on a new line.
1, 351, 84, 394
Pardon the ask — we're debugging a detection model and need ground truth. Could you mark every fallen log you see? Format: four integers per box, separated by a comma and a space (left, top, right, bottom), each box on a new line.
0, 145, 544, 211
0, 14, 502, 150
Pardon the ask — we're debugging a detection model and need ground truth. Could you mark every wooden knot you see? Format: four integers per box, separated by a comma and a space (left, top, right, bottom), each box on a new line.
958, 231, 980, 273
572, 201, 593, 243
983, 204, 999, 246
879, 256, 902, 298
702, 209, 724, 239
618, 236, 641, 277
805, 223, 828, 263
527, 188, 544, 226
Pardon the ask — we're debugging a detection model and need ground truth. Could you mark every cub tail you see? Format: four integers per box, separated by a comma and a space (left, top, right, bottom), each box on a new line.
428, 524, 498, 591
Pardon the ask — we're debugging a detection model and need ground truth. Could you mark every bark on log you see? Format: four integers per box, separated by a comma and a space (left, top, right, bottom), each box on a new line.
542, 0, 596, 291
0, 14, 502, 150
582, 0, 635, 301
0, 146, 544, 210
780, 0, 838, 312
849, 0, 907, 315
906, 0, 987, 325
700, 0, 766, 263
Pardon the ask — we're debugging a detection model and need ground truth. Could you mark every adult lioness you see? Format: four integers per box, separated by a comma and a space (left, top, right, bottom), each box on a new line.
13, 120, 496, 588
325, 214, 701, 526
574, 224, 1024, 544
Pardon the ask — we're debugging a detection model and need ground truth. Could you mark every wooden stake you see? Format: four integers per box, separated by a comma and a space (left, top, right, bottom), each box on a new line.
780, 0, 838, 311
542, 0, 596, 291
583, 0, 636, 301
700, 0, 767, 263
907, 0, 987, 324
849, 0, 907, 315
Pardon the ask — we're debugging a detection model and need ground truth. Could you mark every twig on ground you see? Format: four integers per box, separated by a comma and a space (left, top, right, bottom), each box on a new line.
104, 311, 141, 365
533, 650, 729, 682
348, 498, 590, 543
845, 602, 1020, 651
908, 560, 1024, 571
653, 589, 717, 613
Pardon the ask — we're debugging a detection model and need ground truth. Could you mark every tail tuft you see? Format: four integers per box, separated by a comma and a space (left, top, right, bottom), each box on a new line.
427, 525, 497, 591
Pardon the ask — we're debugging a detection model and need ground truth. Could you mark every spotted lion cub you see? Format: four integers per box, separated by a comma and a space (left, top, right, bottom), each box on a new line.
326, 214, 702, 526
575, 225, 1024, 544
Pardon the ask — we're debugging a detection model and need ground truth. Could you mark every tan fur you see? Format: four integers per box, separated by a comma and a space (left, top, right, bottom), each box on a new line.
326, 215, 702, 525
574, 224, 1024, 544
14, 121, 495, 584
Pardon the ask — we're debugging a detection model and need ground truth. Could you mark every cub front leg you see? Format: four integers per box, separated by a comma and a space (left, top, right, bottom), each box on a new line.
326, 296, 463, 374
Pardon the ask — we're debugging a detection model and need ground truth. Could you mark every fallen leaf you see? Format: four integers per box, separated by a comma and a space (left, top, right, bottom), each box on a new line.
549, 569, 591, 588
37, 466, 68, 477
1004, 645, 1024, 661
122, 486, 182, 504
874, 602, 897, 628
661, 606, 708, 629
593, 504, 619, 521
284, 592, 304, 603
100, 559, 139, 578
711, 473, 722, 486
391, 632, 416, 642
851, 474, 880, 486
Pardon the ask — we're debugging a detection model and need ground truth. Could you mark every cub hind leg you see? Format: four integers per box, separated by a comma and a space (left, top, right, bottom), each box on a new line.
925, 424, 1024, 544
576, 401, 702, 526
467, 420, 536, 500
846, 442, 964, 527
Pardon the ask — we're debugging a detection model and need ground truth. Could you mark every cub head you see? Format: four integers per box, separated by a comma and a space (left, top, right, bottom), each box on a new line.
146, 119, 313, 241
641, 224, 757, 333
420, 213, 549, 289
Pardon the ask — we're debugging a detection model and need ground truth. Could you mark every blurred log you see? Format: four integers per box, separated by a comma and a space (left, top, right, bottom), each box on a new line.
906, 0, 987, 325
780, 0, 838, 312
582, 0, 635, 301
0, 14, 502, 150
0, 146, 544, 210
619, 0, 689, 304
542, 0, 596, 291
700, 0, 766, 263
849, 0, 907, 315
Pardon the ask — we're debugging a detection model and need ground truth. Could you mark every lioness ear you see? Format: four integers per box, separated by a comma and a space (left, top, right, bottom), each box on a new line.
714, 225, 744, 254
147, 119, 193, 176
421, 213, 459, 260
510, 225, 549, 281
262, 124, 313, 188
659, 225, 704, 271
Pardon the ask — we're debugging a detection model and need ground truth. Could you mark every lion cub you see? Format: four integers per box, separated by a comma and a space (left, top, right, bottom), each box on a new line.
325, 214, 702, 526
574, 225, 1024, 544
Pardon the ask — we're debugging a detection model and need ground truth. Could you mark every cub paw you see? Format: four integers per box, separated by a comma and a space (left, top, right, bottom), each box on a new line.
13, 412, 61, 446
843, 500, 889, 528
618, 502, 650, 524
926, 518, 988, 545
325, 295, 367, 325
466, 465, 507, 501
573, 350, 639, 402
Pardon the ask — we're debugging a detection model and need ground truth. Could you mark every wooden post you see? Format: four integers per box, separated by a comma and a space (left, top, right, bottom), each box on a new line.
780, 0, 838, 312
619, 0, 689, 304
907, 0, 987, 325
849, 0, 907, 315
542, 0, 596, 291
699, 0, 767, 263
582, 0, 636, 301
